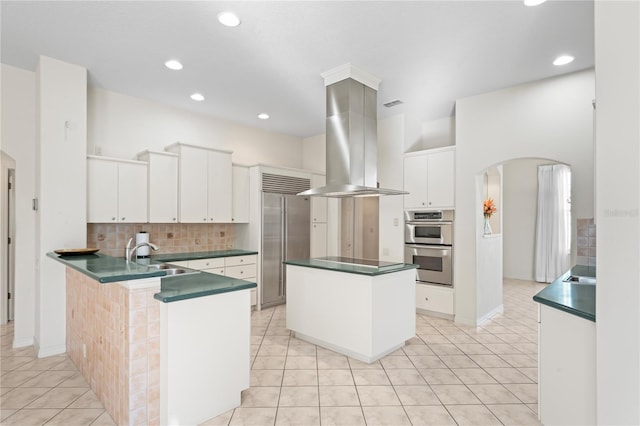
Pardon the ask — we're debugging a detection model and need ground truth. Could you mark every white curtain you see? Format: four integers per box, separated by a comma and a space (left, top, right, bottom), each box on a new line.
534, 164, 571, 282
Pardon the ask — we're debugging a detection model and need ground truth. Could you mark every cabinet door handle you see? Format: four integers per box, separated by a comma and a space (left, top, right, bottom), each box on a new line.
428, 202, 432, 205
172, 217, 176, 221
121, 217, 125, 221
112, 217, 116, 221
203, 218, 207, 221
425, 297, 429, 301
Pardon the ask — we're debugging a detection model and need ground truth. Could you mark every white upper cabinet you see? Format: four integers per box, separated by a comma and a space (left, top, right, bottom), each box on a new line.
137, 151, 179, 223
166, 143, 233, 223
207, 150, 233, 223
232, 165, 250, 223
87, 156, 148, 223
311, 174, 327, 223
403, 147, 455, 210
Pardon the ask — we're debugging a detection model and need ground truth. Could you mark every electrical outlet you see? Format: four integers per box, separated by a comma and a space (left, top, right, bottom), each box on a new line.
82, 343, 86, 358
95, 146, 102, 155
227, 243, 234, 249
393, 218, 399, 226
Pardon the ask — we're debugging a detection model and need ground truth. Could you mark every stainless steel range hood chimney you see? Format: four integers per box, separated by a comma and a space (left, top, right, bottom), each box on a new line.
298, 64, 407, 198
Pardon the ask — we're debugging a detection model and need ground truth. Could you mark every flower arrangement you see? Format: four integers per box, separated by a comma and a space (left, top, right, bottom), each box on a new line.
483, 198, 497, 219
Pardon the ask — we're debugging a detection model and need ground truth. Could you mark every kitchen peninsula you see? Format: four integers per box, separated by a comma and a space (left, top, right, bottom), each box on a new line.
285, 257, 418, 363
48, 250, 256, 426
533, 265, 596, 425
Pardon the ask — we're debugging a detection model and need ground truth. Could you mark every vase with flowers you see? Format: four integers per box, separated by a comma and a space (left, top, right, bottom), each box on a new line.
483, 198, 497, 235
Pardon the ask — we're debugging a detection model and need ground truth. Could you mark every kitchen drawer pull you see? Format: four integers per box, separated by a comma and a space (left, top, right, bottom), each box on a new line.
121, 217, 125, 221
112, 217, 116, 221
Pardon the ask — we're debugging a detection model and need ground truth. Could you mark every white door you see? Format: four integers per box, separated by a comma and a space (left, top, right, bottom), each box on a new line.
403, 155, 428, 209
426, 149, 455, 208
207, 150, 232, 223
87, 158, 118, 223
179, 146, 208, 223
118, 162, 148, 223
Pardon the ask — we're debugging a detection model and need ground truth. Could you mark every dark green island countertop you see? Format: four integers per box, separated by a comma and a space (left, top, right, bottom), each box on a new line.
533, 265, 596, 322
48, 250, 257, 303
285, 257, 419, 276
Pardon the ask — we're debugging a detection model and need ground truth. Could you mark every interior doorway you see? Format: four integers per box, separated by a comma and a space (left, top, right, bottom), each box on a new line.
1, 151, 16, 325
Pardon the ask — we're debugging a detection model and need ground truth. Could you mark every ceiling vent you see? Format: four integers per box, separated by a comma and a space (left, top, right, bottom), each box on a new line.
383, 99, 403, 108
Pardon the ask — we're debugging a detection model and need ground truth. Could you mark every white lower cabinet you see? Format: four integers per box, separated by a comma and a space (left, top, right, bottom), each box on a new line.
184, 255, 257, 306
415, 283, 454, 317
538, 304, 596, 425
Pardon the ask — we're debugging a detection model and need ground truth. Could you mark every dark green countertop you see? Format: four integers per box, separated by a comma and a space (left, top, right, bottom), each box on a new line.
284, 257, 419, 276
47, 252, 165, 283
154, 273, 256, 303
151, 249, 258, 263
533, 265, 596, 322
48, 250, 258, 303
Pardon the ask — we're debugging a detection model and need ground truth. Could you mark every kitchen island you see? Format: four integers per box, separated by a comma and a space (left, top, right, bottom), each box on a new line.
284, 257, 418, 363
48, 250, 256, 426
533, 265, 596, 426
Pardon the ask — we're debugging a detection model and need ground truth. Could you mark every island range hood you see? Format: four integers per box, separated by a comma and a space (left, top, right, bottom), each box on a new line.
298, 64, 407, 198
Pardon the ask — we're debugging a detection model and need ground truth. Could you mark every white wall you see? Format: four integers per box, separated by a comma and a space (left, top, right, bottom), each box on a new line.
36, 56, 87, 357
455, 69, 594, 325
503, 158, 561, 281
88, 88, 304, 168
302, 134, 325, 173
1, 64, 37, 347
594, 2, 640, 423
406, 116, 455, 153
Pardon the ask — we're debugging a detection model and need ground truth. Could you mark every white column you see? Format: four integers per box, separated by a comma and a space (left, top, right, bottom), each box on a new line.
35, 56, 87, 357
595, 2, 640, 423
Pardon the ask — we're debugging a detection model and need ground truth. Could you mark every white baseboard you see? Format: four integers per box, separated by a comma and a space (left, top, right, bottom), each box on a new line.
37, 343, 66, 358
477, 304, 504, 326
13, 337, 34, 348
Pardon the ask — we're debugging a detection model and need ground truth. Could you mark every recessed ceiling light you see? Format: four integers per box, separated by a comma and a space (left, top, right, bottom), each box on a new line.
218, 11, 241, 27
164, 60, 183, 70
524, 0, 547, 6
190, 93, 205, 101
553, 55, 575, 66
258, 113, 270, 120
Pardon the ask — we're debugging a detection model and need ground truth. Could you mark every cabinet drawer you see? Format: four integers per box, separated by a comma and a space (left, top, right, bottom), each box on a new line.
225, 255, 256, 267
189, 257, 225, 270
201, 267, 225, 276
416, 284, 454, 315
225, 264, 257, 280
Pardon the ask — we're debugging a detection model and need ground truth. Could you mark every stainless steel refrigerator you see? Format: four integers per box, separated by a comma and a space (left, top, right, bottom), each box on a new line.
261, 193, 310, 309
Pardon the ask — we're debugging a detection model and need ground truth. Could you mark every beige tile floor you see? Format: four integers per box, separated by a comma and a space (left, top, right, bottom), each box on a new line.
1, 278, 544, 425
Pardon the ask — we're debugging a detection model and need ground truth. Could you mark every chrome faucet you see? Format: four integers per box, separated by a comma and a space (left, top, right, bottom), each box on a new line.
125, 237, 159, 263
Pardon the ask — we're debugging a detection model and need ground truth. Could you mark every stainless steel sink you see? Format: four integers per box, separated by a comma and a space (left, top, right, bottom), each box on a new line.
563, 275, 596, 285
163, 268, 197, 276
147, 263, 199, 276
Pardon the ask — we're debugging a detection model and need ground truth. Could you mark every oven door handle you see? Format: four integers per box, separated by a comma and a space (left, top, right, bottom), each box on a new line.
405, 244, 452, 250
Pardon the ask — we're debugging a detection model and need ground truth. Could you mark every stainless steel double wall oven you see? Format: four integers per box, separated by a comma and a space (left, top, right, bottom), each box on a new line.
404, 210, 453, 286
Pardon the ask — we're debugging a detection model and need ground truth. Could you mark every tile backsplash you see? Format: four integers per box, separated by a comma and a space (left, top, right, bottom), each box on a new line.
87, 223, 236, 258
577, 218, 596, 267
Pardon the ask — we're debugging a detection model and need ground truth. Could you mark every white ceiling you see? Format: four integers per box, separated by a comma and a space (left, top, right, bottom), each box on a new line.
1, 1, 594, 141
